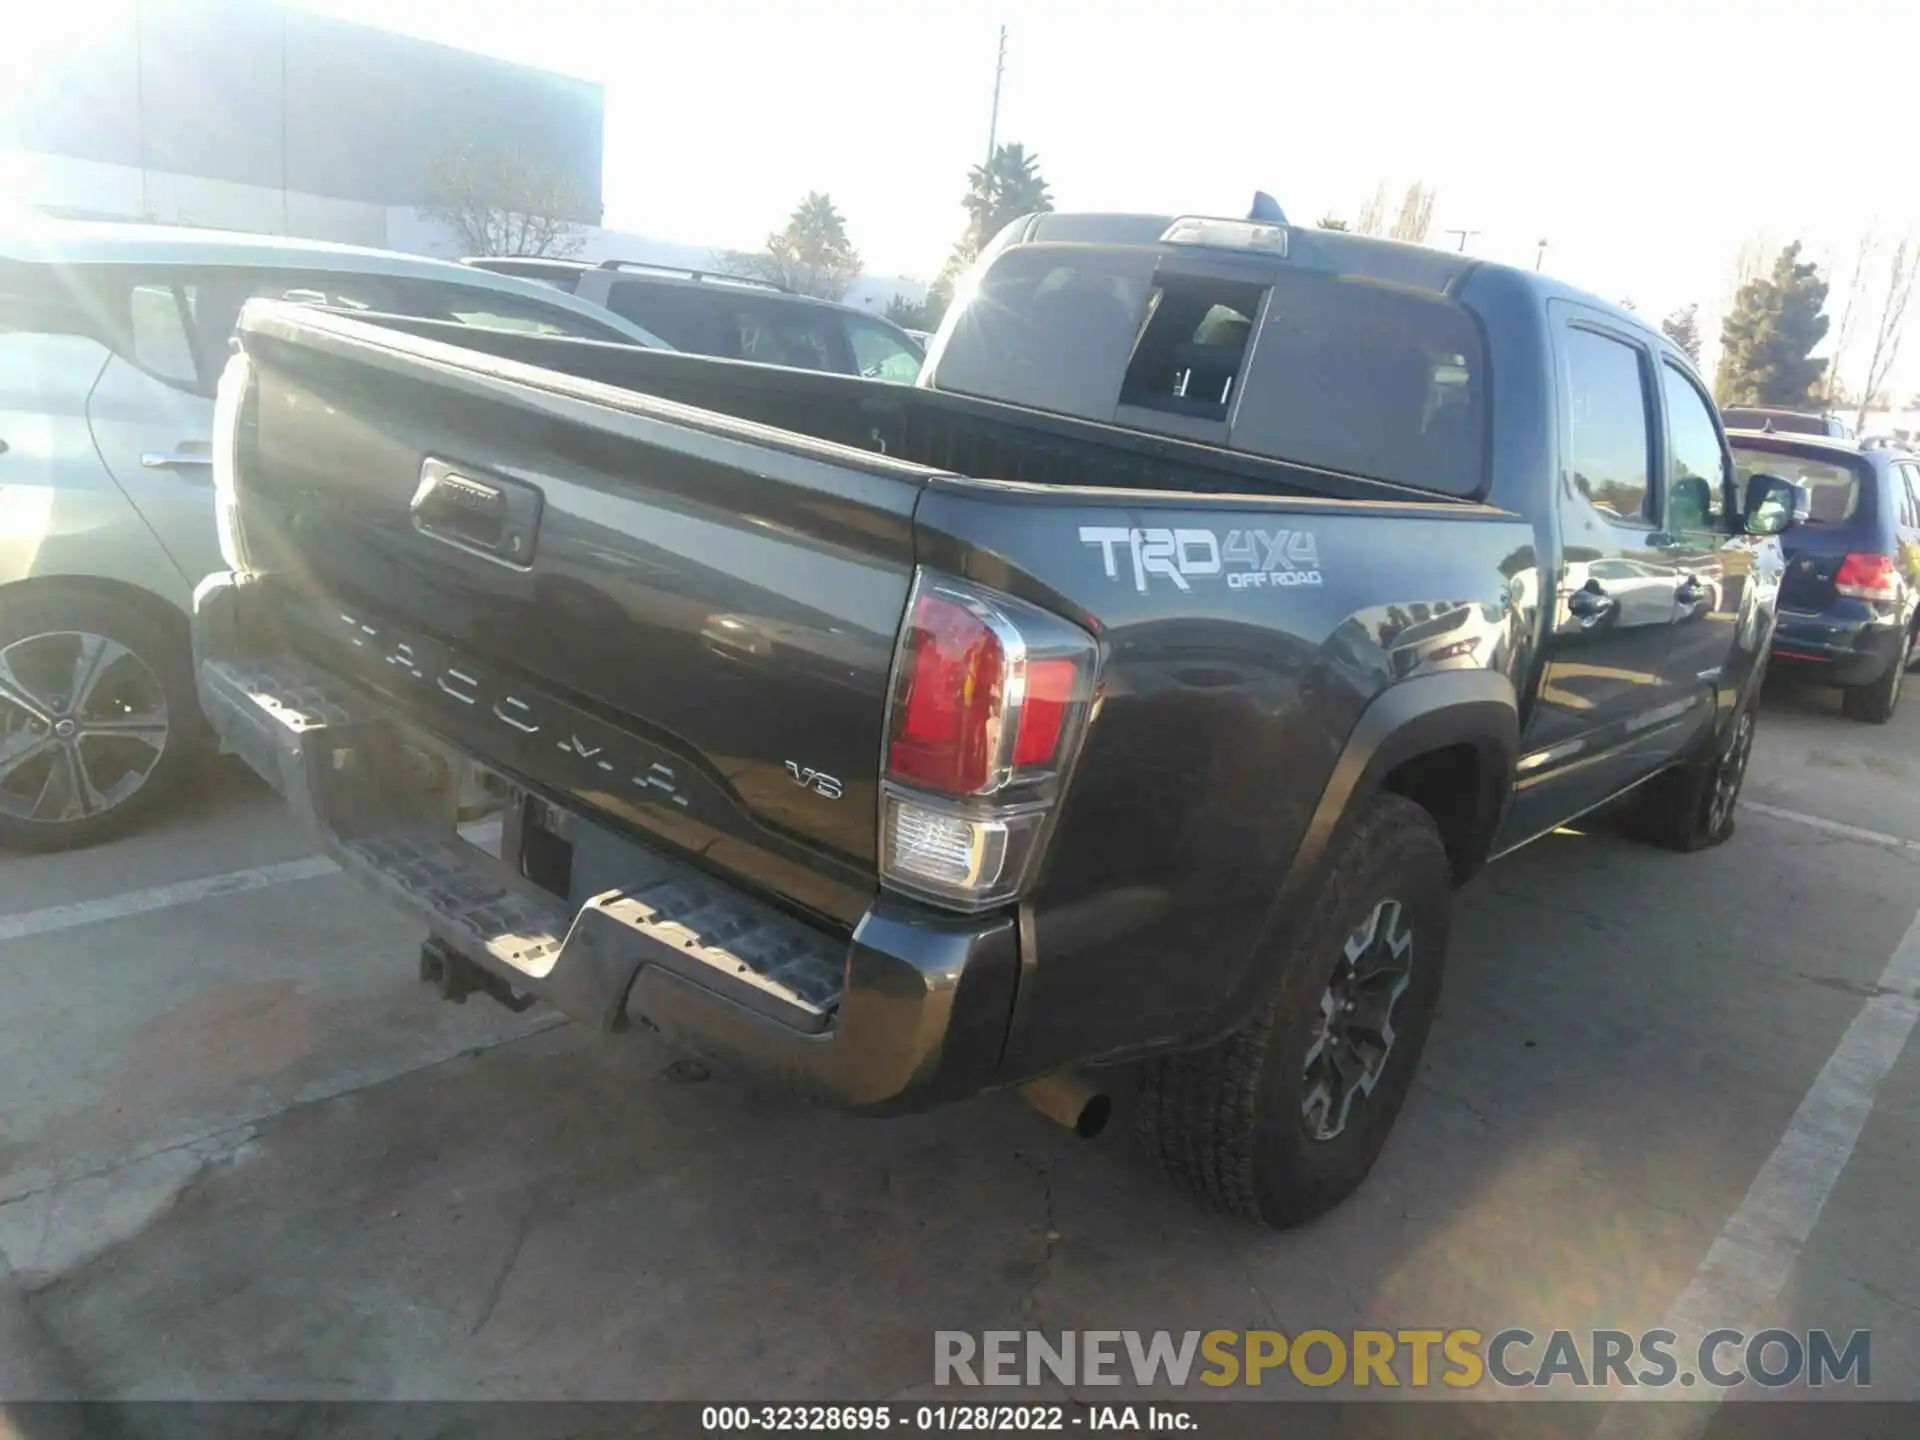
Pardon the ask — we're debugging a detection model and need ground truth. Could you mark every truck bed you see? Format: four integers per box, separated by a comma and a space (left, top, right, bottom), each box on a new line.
351, 313, 1445, 506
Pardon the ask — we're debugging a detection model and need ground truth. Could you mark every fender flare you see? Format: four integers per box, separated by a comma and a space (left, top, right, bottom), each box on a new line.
1187, 670, 1519, 1048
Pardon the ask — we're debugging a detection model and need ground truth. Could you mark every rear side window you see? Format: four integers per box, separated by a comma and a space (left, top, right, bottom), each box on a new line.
844, 315, 923, 383
1227, 275, 1486, 496
387, 283, 625, 341
1661, 362, 1730, 531
0, 264, 108, 403
1729, 445, 1864, 525
728, 298, 840, 372
604, 281, 737, 354
1, 264, 97, 341
128, 284, 198, 387
1562, 328, 1652, 523
8, 268, 205, 395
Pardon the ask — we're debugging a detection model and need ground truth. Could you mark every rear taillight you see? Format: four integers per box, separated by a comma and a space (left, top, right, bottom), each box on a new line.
211, 352, 256, 572
880, 572, 1098, 911
1835, 553, 1898, 601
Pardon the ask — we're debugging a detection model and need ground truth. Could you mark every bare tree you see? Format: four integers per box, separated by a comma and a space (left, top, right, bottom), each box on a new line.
1824, 229, 1877, 404
1708, 233, 1780, 401
1661, 303, 1702, 364
1388, 182, 1438, 244
422, 143, 600, 257
1729, 233, 1776, 300
1854, 235, 1919, 431
1354, 182, 1389, 238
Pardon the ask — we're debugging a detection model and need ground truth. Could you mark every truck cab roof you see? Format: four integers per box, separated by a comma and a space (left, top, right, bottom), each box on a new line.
924, 210, 1684, 501
981, 209, 1655, 332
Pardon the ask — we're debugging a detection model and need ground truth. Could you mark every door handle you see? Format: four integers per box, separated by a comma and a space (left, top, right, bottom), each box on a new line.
409, 457, 542, 565
141, 450, 213, 469
1567, 584, 1618, 626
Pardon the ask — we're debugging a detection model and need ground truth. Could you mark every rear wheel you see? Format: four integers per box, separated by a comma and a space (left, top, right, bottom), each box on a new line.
1622, 692, 1757, 852
0, 588, 201, 852
1841, 628, 1909, 724
1137, 794, 1451, 1229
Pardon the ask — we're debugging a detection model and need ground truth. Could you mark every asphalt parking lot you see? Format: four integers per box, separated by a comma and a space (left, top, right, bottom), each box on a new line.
2, 672, 1918, 1429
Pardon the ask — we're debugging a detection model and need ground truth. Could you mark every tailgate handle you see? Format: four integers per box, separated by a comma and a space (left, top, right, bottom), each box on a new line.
410, 458, 542, 566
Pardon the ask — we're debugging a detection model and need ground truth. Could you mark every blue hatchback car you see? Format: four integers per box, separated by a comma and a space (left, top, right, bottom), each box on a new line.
1729, 431, 1920, 722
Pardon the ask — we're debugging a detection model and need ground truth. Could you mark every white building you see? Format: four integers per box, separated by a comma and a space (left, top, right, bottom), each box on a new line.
3, 0, 928, 316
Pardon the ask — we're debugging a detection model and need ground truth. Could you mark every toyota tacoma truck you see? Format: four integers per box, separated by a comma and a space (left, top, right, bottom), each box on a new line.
190, 210, 1799, 1228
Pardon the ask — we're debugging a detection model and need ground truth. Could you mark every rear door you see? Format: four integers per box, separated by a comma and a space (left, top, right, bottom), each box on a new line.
0, 267, 183, 592
1504, 314, 1684, 844
82, 273, 222, 586
1654, 360, 1742, 697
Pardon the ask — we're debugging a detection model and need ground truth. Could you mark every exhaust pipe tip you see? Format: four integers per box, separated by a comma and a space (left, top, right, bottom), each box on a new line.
1019, 1074, 1111, 1139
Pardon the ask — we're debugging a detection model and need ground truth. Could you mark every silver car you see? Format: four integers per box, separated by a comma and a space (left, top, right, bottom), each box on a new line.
0, 218, 665, 851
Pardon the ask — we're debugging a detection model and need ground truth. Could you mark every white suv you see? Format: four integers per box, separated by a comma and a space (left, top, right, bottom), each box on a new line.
0, 218, 666, 852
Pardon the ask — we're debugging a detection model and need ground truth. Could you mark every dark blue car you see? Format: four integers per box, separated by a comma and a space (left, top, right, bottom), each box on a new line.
1729, 431, 1920, 722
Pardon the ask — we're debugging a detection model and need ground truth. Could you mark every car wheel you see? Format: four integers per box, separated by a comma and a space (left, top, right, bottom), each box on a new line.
1137, 794, 1451, 1228
1622, 691, 1759, 852
0, 587, 202, 852
1841, 629, 1909, 724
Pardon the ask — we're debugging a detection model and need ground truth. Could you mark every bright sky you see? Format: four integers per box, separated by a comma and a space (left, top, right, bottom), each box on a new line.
223, 0, 1920, 397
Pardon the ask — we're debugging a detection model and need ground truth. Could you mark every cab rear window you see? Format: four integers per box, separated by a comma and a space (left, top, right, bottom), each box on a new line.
1226, 274, 1486, 497
933, 246, 1488, 497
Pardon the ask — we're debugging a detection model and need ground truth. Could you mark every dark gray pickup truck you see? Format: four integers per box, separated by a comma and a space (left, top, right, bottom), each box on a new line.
191, 211, 1798, 1227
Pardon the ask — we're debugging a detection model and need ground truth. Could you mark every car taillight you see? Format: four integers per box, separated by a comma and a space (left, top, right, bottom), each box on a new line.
887, 591, 1006, 794
1835, 553, 1898, 601
211, 352, 256, 572
880, 572, 1098, 911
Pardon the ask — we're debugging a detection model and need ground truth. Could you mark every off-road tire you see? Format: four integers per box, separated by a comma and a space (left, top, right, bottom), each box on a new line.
1621, 687, 1760, 853
1137, 793, 1452, 1229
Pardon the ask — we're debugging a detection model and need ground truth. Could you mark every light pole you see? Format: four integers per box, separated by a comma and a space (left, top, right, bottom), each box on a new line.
1535, 238, 1549, 271
1444, 228, 1480, 253
985, 26, 1008, 170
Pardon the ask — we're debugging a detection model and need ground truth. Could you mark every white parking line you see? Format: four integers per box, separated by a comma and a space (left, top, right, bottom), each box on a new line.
0, 856, 340, 945
1742, 800, 1920, 854
1600, 899, 1920, 1435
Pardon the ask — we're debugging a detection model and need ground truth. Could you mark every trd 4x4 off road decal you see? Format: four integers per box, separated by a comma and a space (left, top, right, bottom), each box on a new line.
1078, 526, 1323, 593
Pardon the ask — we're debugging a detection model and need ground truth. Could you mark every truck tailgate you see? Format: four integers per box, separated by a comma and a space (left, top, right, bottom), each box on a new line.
229, 306, 928, 930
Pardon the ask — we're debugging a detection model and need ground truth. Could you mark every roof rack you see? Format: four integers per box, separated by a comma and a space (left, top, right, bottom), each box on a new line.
461, 255, 589, 273
593, 259, 792, 294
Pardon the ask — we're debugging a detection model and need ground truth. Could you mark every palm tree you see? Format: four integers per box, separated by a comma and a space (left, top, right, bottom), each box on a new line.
723, 191, 863, 299
925, 143, 1057, 319
960, 143, 1054, 257
789, 192, 853, 251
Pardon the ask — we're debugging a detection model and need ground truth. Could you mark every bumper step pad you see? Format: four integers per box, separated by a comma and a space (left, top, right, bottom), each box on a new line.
200, 653, 842, 1034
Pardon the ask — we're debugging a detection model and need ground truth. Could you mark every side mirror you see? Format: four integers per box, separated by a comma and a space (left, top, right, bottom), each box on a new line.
1743, 473, 1799, 536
